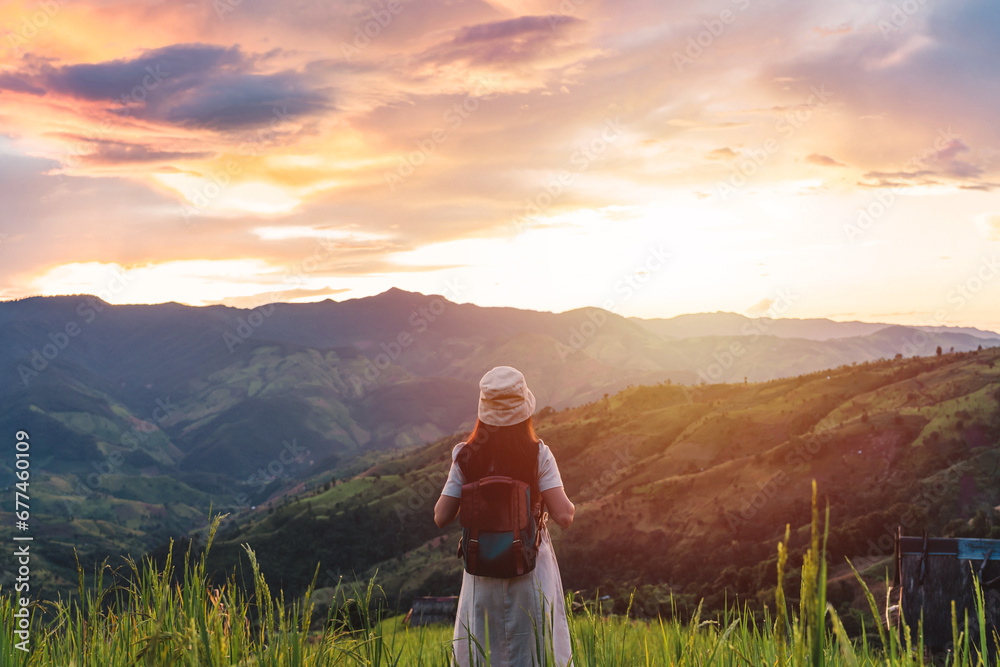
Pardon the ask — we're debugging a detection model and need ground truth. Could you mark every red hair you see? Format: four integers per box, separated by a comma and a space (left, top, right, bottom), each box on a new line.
456, 417, 541, 499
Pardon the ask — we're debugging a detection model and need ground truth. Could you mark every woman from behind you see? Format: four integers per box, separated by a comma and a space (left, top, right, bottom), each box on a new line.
434, 366, 575, 666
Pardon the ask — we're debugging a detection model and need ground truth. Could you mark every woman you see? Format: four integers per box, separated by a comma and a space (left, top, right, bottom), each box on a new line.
434, 366, 575, 666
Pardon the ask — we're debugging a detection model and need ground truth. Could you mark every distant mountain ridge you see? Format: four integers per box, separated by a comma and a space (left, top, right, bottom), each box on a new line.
4, 289, 996, 408
632, 311, 1000, 342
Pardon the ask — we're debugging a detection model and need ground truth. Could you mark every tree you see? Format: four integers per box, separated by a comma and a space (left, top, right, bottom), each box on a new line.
936, 346, 943, 356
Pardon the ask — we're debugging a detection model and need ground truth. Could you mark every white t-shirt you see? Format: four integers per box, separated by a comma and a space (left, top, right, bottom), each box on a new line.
440, 438, 564, 498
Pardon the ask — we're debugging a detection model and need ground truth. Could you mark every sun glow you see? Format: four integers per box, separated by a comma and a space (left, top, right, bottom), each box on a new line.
30, 260, 289, 306
154, 173, 301, 215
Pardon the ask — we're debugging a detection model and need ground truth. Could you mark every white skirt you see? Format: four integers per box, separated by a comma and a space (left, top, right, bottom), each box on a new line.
451, 529, 572, 666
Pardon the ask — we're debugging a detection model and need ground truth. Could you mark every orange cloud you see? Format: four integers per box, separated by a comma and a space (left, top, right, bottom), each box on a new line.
805, 153, 845, 167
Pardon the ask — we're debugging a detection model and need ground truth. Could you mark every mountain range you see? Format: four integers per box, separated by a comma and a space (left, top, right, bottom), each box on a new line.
0, 290, 997, 601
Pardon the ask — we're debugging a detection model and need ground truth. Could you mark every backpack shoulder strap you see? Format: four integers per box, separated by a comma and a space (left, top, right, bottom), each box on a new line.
533, 440, 544, 515
512, 481, 528, 575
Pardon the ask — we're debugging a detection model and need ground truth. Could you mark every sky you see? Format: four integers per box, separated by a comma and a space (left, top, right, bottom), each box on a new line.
1, 0, 999, 331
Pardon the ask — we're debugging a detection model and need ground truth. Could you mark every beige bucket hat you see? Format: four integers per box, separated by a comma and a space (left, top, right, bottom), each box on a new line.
477, 366, 536, 426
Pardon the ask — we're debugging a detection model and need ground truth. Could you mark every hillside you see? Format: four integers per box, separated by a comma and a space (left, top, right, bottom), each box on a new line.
199, 347, 1000, 623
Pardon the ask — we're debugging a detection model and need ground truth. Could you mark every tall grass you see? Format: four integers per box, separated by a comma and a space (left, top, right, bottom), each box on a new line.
2, 493, 997, 666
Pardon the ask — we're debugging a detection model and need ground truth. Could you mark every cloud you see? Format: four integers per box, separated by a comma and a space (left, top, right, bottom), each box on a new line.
209, 287, 350, 308
805, 153, 845, 167
855, 137, 991, 189
418, 14, 585, 68
453, 14, 575, 44
959, 182, 1000, 191
706, 147, 737, 160
746, 298, 774, 318
928, 139, 983, 178
41, 44, 241, 101
13, 43, 333, 131
933, 139, 968, 163
857, 170, 937, 189
812, 24, 851, 37
0, 72, 46, 96
76, 139, 215, 165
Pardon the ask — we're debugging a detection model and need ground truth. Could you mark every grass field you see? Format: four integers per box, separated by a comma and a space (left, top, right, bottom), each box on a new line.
3, 485, 997, 666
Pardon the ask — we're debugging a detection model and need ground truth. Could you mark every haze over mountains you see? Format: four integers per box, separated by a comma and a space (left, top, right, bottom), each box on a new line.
4, 288, 997, 395
634, 312, 1000, 342
0, 290, 997, 598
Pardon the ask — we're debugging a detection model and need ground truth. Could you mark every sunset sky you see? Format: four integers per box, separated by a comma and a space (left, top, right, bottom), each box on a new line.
1, 0, 999, 331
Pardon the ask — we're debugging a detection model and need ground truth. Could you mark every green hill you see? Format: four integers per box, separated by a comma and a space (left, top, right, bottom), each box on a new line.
199, 347, 1000, 622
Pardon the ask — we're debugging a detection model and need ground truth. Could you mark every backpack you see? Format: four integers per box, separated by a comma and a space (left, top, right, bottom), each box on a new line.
457, 475, 543, 578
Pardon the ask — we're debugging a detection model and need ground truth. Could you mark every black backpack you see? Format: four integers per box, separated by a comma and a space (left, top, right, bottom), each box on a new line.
457, 475, 543, 578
